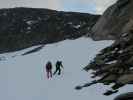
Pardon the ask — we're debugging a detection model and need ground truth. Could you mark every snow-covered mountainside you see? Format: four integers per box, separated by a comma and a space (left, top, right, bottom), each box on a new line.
1, 37, 132, 100
0, 7, 100, 53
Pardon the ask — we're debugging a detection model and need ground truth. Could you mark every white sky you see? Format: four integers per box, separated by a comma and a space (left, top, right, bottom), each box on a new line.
0, 0, 117, 14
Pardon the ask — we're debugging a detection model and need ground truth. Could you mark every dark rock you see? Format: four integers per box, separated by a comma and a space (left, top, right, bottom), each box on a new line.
22, 45, 44, 55
114, 92, 133, 100
104, 90, 118, 96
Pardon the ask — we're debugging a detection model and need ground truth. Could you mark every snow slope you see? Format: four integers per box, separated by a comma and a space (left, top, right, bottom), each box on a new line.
1, 37, 132, 100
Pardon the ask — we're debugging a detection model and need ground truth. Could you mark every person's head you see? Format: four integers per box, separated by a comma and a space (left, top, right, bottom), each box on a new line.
58, 60, 62, 63
47, 61, 51, 64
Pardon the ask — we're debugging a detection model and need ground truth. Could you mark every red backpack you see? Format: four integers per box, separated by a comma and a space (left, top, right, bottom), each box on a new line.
46, 62, 52, 70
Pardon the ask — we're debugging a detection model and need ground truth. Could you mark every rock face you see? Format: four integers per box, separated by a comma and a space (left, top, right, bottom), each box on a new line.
83, 30, 133, 95
0, 7, 100, 53
114, 92, 133, 100
91, 0, 133, 40
76, 0, 133, 97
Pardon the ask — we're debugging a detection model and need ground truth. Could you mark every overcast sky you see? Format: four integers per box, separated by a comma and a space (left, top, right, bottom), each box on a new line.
0, 0, 117, 14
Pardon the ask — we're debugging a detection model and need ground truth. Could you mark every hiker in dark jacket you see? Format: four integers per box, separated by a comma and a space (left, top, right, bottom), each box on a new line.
45, 61, 52, 79
53, 61, 63, 75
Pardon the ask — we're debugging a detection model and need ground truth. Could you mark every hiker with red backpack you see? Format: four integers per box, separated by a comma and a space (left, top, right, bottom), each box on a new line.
45, 61, 52, 79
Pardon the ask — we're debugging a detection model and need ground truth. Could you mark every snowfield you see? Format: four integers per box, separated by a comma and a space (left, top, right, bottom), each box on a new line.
1, 37, 132, 100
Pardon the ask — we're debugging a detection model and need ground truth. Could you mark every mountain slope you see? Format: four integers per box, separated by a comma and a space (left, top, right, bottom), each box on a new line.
0, 37, 124, 100
0, 7, 100, 53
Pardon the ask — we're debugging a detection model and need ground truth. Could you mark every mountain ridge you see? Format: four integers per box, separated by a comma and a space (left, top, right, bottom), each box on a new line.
0, 7, 100, 53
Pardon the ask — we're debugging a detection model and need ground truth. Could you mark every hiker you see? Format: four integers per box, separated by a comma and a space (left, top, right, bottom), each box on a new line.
45, 61, 52, 79
53, 61, 63, 75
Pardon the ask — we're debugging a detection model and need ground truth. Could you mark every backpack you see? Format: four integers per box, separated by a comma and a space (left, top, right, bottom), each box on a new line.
56, 61, 62, 68
46, 62, 52, 70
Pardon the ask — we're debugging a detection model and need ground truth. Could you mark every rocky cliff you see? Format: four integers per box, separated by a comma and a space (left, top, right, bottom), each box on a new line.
76, 0, 133, 97
0, 7, 100, 53
91, 0, 133, 40
83, 30, 133, 95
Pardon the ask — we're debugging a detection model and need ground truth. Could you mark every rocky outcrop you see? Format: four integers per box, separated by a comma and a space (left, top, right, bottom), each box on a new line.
0, 7, 100, 53
76, 30, 133, 96
114, 92, 133, 100
76, 0, 133, 97
91, 0, 133, 40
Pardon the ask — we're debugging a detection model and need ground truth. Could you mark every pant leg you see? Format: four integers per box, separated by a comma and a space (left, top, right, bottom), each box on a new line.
58, 68, 61, 75
53, 68, 58, 75
50, 70, 52, 78
47, 71, 49, 79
